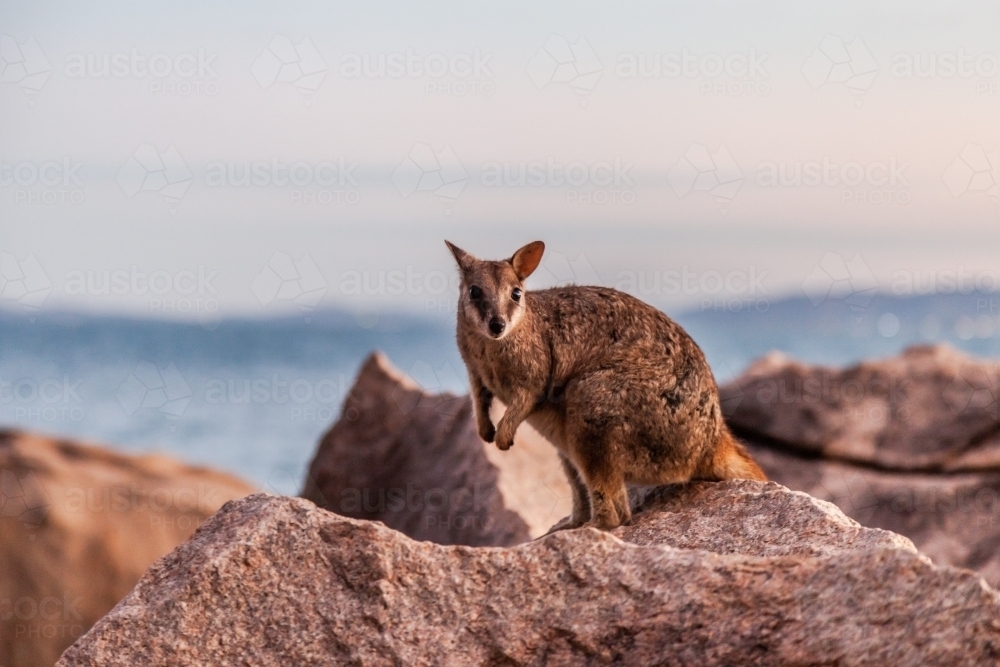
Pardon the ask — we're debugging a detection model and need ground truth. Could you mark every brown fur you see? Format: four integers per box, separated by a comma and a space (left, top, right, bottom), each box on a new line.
445, 240, 767, 532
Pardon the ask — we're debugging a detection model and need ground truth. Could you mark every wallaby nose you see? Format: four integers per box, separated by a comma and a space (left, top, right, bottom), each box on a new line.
488, 317, 506, 336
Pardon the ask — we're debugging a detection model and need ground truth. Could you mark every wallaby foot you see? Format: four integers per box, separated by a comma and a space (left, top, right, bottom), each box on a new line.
583, 480, 630, 531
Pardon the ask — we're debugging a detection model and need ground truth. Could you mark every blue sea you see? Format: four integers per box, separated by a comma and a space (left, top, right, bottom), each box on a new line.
3, 292, 999, 494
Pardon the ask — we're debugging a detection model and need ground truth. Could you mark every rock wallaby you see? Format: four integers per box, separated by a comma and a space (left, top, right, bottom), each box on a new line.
446, 240, 767, 532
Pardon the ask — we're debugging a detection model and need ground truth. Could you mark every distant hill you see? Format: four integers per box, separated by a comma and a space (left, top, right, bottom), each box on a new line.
673, 291, 1000, 381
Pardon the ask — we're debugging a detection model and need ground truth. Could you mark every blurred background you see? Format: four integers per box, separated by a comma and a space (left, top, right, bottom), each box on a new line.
3, 0, 1000, 493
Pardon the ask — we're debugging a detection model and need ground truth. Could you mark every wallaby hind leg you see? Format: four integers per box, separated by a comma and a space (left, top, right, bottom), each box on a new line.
584, 477, 629, 531
611, 486, 632, 527
577, 459, 629, 531
543, 453, 592, 535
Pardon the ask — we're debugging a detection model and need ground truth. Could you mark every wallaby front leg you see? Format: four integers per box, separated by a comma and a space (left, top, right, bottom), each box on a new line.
494, 393, 534, 451
468, 373, 495, 443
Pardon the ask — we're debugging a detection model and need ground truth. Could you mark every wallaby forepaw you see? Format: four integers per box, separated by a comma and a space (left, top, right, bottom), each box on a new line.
479, 424, 496, 443
494, 427, 515, 450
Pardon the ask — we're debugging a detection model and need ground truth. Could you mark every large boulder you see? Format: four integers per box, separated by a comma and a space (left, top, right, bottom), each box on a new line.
722, 344, 1000, 471
304, 347, 1000, 589
720, 344, 1000, 585
58, 486, 1000, 666
301, 352, 568, 545
0, 430, 255, 667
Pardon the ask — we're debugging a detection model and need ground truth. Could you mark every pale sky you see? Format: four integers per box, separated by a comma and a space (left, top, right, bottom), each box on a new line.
3, 0, 1000, 321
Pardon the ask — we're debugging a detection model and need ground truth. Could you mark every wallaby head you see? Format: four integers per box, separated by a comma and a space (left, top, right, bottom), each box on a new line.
445, 240, 545, 340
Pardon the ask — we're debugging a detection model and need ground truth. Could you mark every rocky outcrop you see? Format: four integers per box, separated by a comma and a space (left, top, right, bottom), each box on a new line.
721, 344, 1000, 471
0, 430, 254, 667
302, 352, 548, 545
720, 344, 1000, 585
302, 346, 1000, 589
59, 486, 1000, 666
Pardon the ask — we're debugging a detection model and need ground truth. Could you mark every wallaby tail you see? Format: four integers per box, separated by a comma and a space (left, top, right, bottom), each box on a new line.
701, 429, 768, 482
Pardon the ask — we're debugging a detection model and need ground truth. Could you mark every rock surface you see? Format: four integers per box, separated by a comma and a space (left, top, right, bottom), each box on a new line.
720, 344, 1000, 585
303, 346, 1000, 589
721, 344, 1000, 471
302, 352, 562, 545
59, 486, 1000, 666
0, 430, 254, 667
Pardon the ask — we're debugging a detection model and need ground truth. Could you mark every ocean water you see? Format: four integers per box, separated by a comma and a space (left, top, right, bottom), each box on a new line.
2, 292, 999, 494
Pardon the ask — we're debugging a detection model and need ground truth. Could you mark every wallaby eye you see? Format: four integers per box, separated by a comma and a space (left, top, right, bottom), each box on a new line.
511, 288, 522, 302
469, 285, 483, 300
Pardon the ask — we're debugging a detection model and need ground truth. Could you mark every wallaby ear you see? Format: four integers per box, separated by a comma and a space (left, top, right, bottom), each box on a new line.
510, 241, 545, 280
445, 240, 475, 270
